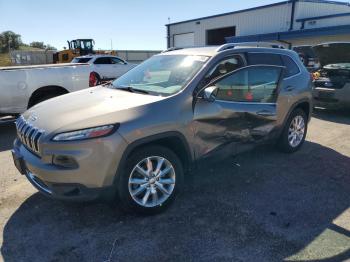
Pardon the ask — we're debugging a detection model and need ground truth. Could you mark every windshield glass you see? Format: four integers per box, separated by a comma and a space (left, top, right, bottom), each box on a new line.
111, 55, 209, 96
71, 57, 92, 63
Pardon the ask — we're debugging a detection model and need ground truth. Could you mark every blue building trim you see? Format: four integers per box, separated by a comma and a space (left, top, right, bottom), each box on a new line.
296, 12, 350, 29
301, 0, 350, 6
225, 24, 350, 43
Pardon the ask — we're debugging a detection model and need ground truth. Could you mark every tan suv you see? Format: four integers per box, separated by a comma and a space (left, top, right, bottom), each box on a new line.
12, 44, 313, 214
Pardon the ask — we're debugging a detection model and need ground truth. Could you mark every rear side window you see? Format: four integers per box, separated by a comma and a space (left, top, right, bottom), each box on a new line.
247, 53, 283, 66
94, 57, 112, 64
72, 57, 92, 63
281, 55, 300, 77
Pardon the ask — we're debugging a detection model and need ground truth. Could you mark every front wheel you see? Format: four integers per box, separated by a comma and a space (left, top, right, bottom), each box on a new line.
118, 146, 184, 214
278, 108, 308, 153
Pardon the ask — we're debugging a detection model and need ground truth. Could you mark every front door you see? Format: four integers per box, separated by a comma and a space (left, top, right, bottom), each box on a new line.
193, 65, 284, 159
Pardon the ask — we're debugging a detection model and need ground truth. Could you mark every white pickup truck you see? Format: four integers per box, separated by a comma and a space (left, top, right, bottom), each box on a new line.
0, 63, 92, 117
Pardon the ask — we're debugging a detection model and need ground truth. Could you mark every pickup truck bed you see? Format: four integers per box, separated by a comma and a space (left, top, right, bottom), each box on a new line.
0, 63, 91, 116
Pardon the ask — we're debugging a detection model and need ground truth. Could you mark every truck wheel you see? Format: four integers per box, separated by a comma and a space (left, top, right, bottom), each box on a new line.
278, 108, 308, 153
118, 145, 184, 214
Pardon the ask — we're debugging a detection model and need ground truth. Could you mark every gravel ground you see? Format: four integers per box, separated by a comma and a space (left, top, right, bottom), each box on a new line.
0, 109, 350, 262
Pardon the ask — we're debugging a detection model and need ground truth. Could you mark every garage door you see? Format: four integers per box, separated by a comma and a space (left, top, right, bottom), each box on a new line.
174, 33, 194, 48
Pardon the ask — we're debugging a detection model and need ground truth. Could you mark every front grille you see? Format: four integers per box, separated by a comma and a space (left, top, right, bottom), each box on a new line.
15, 116, 44, 155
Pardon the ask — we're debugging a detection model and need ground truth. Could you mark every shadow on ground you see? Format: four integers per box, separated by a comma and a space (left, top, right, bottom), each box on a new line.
1, 140, 350, 261
0, 121, 16, 152
313, 108, 350, 125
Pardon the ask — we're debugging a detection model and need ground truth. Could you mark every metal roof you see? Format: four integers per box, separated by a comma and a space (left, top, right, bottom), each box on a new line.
225, 25, 350, 43
166, 0, 349, 27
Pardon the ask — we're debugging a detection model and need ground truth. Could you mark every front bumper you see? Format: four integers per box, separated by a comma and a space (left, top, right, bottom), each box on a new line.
313, 84, 350, 108
12, 131, 128, 201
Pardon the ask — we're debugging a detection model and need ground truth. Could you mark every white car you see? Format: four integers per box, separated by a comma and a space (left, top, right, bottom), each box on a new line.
71, 55, 136, 84
0, 63, 93, 116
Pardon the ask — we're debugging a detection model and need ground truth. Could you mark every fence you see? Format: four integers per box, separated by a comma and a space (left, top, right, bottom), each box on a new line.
10, 50, 56, 65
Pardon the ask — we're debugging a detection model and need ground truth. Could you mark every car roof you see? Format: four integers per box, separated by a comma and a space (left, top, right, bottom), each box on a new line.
159, 45, 299, 59
74, 54, 121, 59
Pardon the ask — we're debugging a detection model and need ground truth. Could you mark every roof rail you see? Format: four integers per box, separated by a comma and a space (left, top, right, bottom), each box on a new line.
162, 47, 184, 53
216, 42, 285, 52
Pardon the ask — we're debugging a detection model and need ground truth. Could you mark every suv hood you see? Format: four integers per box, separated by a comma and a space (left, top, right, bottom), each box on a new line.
23, 86, 165, 134
312, 43, 350, 67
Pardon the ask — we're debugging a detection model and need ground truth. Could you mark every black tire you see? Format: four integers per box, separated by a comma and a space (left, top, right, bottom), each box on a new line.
278, 108, 308, 153
28, 93, 63, 108
118, 145, 184, 215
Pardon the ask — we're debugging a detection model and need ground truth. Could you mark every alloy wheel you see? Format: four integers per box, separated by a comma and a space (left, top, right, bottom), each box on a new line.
128, 156, 176, 208
288, 115, 305, 147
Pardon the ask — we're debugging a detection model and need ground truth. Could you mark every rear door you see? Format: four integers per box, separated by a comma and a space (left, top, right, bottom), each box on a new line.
193, 65, 284, 159
174, 33, 195, 48
110, 57, 130, 78
93, 57, 113, 79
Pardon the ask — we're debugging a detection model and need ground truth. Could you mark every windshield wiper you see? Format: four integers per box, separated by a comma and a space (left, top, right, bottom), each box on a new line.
115, 85, 150, 94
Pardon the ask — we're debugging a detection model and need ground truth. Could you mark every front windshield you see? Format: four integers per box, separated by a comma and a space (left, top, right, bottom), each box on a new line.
112, 54, 209, 96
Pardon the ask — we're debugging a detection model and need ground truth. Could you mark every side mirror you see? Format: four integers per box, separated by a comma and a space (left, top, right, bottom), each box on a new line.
202, 85, 217, 102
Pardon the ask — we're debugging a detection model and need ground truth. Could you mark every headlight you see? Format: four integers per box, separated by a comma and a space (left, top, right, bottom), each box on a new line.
52, 124, 118, 141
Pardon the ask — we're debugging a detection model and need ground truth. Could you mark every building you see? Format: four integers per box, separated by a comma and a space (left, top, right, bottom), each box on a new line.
166, 0, 350, 48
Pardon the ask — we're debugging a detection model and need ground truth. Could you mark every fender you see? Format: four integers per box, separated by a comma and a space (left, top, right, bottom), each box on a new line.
113, 131, 193, 185
277, 98, 312, 138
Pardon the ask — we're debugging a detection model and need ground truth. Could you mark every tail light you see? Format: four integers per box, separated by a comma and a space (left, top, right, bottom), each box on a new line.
89, 72, 98, 87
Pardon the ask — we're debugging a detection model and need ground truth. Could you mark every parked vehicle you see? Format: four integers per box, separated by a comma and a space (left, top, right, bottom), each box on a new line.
0, 63, 97, 117
12, 44, 313, 214
54, 39, 117, 63
71, 55, 136, 84
312, 42, 350, 108
293, 45, 319, 71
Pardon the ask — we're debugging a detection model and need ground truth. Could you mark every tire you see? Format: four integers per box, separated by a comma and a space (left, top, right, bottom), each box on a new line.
278, 108, 308, 153
118, 145, 184, 214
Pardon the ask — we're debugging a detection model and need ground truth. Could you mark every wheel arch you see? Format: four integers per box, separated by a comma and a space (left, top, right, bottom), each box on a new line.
278, 98, 312, 138
114, 132, 193, 185
28, 85, 69, 108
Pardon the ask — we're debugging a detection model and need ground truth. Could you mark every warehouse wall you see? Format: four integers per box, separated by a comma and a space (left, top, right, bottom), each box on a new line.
294, 1, 350, 30
168, 0, 350, 48
168, 2, 293, 47
289, 34, 350, 46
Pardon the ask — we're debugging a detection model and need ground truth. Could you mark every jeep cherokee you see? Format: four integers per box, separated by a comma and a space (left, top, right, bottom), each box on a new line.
12, 43, 313, 214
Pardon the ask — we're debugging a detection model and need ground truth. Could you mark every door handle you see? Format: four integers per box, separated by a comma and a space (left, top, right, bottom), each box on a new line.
285, 86, 295, 92
256, 110, 275, 117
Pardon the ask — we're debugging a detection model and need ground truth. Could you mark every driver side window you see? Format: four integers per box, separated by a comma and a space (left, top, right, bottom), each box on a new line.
214, 66, 282, 103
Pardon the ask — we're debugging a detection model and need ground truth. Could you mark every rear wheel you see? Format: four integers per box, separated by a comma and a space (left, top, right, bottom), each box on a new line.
278, 108, 308, 153
118, 146, 184, 214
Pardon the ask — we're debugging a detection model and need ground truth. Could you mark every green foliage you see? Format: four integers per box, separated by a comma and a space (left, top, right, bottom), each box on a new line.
30, 41, 45, 49
0, 31, 57, 53
0, 31, 22, 53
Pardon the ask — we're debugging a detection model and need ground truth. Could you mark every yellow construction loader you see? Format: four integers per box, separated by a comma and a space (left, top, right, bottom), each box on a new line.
54, 39, 116, 63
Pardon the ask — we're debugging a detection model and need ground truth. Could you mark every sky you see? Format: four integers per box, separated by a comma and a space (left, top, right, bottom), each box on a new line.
0, 0, 349, 51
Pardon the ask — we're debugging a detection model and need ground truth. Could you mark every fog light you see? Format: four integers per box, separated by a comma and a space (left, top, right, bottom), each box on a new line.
53, 155, 78, 168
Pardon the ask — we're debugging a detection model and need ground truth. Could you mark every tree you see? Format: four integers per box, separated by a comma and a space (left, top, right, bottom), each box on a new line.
45, 44, 57, 51
30, 41, 45, 49
0, 31, 22, 53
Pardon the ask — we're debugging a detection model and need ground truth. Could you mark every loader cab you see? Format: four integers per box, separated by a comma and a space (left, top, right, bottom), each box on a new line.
68, 39, 95, 56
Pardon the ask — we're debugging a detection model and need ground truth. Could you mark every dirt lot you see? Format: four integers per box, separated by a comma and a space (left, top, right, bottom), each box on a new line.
0, 110, 349, 262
